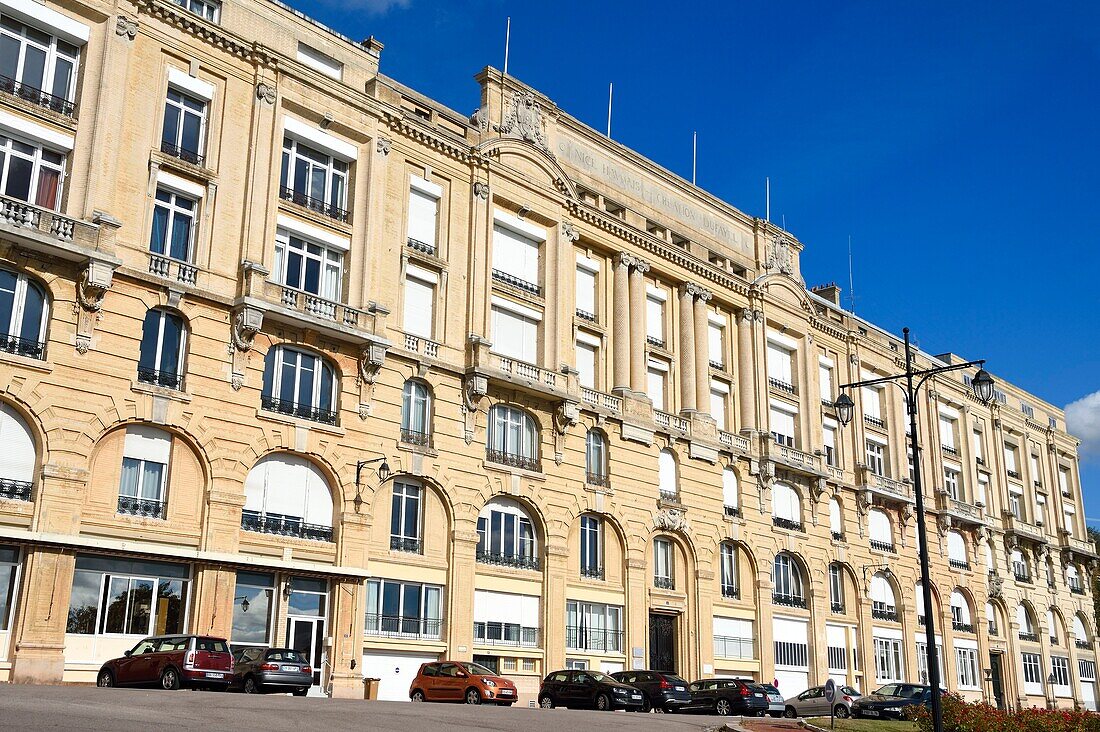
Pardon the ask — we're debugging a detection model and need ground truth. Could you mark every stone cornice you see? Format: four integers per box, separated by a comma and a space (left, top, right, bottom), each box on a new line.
384, 111, 473, 164
136, 0, 279, 66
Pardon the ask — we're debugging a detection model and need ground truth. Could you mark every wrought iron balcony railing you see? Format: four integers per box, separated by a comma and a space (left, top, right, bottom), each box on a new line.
1071, 585, 1085, 596
473, 622, 540, 647
646, 335, 665, 349
565, 625, 623, 653
491, 269, 540, 295
653, 576, 675, 590
725, 506, 742, 518
364, 614, 442, 639
279, 186, 349, 223
831, 531, 845, 541
1018, 631, 1040, 643
160, 140, 205, 167
773, 593, 807, 609
1077, 640, 1091, 649
585, 470, 610, 488
476, 549, 540, 571
0, 478, 32, 502
241, 509, 333, 542
406, 237, 436, 256
137, 368, 184, 391
400, 428, 433, 447
710, 359, 725, 370
389, 536, 422, 554
870, 539, 896, 553
260, 395, 338, 426
942, 444, 959, 456
773, 516, 804, 532
485, 448, 541, 473
952, 621, 975, 633
1013, 569, 1032, 583
831, 601, 845, 614
872, 607, 899, 622
580, 565, 604, 580
117, 495, 166, 519
769, 378, 796, 394
0, 75, 75, 117
1007, 469, 1021, 480
721, 585, 740, 599
0, 333, 45, 360
948, 559, 971, 571
575, 308, 596, 322
864, 415, 886, 429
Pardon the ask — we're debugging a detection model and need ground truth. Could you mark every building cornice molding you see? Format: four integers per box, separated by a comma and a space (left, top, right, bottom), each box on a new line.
135, 0, 279, 67
384, 110, 473, 164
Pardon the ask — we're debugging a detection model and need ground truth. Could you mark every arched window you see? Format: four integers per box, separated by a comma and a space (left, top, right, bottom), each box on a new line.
868, 508, 894, 552
261, 345, 338, 425
1068, 564, 1082, 592
579, 514, 603, 578
0, 267, 48, 359
138, 309, 187, 390
829, 563, 845, 612
487, 405, 539, 471
389, 478, 422, 553
950, 590, 972, 630
986, 602, 999, 636
400, 379, 432, 444
477, 497, 538, 569
1017, 604, 1037, 641
722, 467, 739, 517
585, 430, 608, 486
871, 572, 898, 620
772, 553, 805, 606
1047, 609, 1060, 645
1074, 614, 1091, 648
720, 543, 738, 598
117, 425, 173, 519
829, 498, 843, 538
915, 582, 934, 625
0, 402, 36, 501
243, 453, 334, 541
1010, 550, 1030, 581
946, 531, 968, 569
772, 483, 801, 529
984, 544, 994, 572
658, 449, 677, 498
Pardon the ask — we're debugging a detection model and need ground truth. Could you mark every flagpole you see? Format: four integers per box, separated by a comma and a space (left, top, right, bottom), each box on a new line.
606, 82, 613, 138
503, 16, 511, 76
692, 131, 697, 185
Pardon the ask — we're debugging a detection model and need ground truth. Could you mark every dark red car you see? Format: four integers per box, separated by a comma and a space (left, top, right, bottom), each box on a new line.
96, 635, 234, 690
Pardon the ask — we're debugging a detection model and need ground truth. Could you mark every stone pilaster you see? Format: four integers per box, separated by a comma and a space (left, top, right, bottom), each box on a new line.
736, 308, 757, 432
628, 258, 650, 394
543, 542, 570, 671
329, 577, 366, 699
693, 288, 712, 415
447, 529, 479, 655
10, 546, 73, 684
612, 253, 631, 394
677, 284, 697, 413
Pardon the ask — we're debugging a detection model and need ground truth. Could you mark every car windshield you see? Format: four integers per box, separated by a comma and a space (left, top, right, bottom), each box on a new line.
745, 683, 766, 693
266, 650, 305, 663
900, 685, 925, 699
874, 684, 900, 697
761, 684, 780, 694
842, 686, 860, 696
463, 663, 495, 676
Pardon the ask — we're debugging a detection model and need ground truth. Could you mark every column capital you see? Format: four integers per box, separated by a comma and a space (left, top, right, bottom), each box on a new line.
737, 307, 762, 325
678, 282, 712, 301
617, 252, 650, 273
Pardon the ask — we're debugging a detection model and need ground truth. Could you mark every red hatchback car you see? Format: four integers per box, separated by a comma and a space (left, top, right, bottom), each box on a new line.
97, 635, 234, 690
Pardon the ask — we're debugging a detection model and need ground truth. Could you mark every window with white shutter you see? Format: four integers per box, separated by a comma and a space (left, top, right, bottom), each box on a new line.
490, 298, 539, 363
710, 379, 729, 429
646, 287, 665, 346
647, 358, 668, 410
0, 403, 35, 486
403, 264, 436, 339
576, 339, 597, 389
770, 403, 797, 447
407, 177, 440, 252
492, 215, 542, 291
708, 319, 725, 368
819, 361, 833, 403
722, 468, 738, 514
575, 256, 598, 320
766, 342, 794, 390
863, 386, 882, 421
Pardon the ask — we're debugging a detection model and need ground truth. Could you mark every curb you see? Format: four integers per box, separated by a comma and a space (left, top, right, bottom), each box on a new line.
798, 721, 830, 732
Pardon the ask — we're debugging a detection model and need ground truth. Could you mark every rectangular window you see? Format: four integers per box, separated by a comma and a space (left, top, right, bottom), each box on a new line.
273, 230, 344, 303
161, 88, 207, 165
873, 638, 903, 683
296, 42, 342, 80
0, 545, 19, 632
720, 544, 738, 597
118, 426, 171, 516
490, 300, 539, 363
770, 403, 797, 447
0, 15, 80, 113
575, 257, 598, 320
1059, 467, 1071, 496
173, 0, 221, 22
473, 590, 540, 648
863, 386, 883, 423
492, 221, 541, 292
654, 538, 673, 588
767, 342, 794, 390
939, 416, 957, 450
956, 647, 979, 689
915, 641, 945, 685
645, 290, 665, 346
0, 134, 65, 209
280, 137, 349, 220
714, 617, 754, 659
65, 555, 189, 636
406, 177, 440, 253
829, 564, 843, 611
944, 468, 960, 500
389, 481, 421, 551
708, 318, 725, 368
576, 337, 597, 390
972, 430, 984, 463
866, 440, 886, 477
1022, 652, 1043, 694
580, 515, 602, 577
1004, 444, 1019, 477
647, 358, 668, 411
1009, 488, 1022, 520
565, 600, 622, 652
976, 474, 988, 507
365, 579, 442, 638
819, 361, 833, 404
824, 422, 838, 467
710, 379, 728, 430
402, 265, 436, 339
231, 570, 273, 646
149, 188, 196, 263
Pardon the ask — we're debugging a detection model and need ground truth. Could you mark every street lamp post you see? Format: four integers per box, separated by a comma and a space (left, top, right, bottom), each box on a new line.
833, 327, 995, 732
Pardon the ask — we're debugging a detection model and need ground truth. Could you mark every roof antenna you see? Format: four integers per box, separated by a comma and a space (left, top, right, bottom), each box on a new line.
692, 131, 697, 185
503, 16, 511, 76
847, 234, 856, 314
765, 177, 770, 222
606, 82, 613, 138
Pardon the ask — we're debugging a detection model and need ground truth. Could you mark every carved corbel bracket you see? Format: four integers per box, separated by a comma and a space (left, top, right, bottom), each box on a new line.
473, 181, 490, 200
230, 305, 264, 352
256, 81, 277, 104
937, 513, 951, 536
74, 261, 115, 353
115, 15, 138, 41
463, 374, 488, 412
552, 400, 579, 466
560, 221, 580, 243
358, 342, 388, 385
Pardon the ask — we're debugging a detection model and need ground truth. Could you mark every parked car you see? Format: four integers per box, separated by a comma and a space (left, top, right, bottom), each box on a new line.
96, 635, 233, 690
759, 683, 785, 716
684, 678, 769, 717
538, 669, 644, 711
231, 647, 312, 696
783, 684, 862, 718
409, 661, 518, 705
851, 683, 941, 719
610, 670, 691, 712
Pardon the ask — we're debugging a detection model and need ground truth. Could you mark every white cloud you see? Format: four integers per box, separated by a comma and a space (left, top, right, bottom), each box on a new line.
318, 0, 410, 14
1066, 390, 1100, 459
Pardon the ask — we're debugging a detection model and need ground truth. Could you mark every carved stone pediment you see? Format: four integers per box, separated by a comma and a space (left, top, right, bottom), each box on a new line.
654, 507, 690, 534
496, 91, 552, 156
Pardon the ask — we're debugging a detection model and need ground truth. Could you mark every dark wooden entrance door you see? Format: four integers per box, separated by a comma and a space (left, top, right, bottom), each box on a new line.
989, 653, 1005, 709
649, 612, 677, 672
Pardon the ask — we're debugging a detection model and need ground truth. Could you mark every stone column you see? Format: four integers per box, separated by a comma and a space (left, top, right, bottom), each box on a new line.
329, 577, 366, 699
628, 258, 650, 394
10, 546, 73, 684
612, 254, 632, 394
694, 288, 713, 415
677, 284, 697, 413
543, 542, 570, 672
447, 528, 479, 656
736, 308, 757, 432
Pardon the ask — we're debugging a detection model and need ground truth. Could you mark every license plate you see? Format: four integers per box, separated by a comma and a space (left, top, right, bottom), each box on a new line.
500, 689, 514, 695
280, 665, 300, 672
864, 710, 879, 717
205, 672, 224, 679
632, 694, 642, 699
754, 693, 763, 697
675, 686, 685, 692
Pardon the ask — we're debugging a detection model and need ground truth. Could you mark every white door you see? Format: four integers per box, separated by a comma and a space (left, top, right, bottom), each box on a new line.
1082, 681, 1096, 711
600, 660, 624, 674
774, 670, 809, 699
287, 616, 325, 695
362, 651, 437, 702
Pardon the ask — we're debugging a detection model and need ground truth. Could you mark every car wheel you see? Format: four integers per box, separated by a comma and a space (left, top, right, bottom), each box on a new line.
715, 698, 732, 716
243, 677, 259, 694
410, 689, 426, 702
96, 670, 114, 688
784, 706, 797, 718
465, 688, 482, 705
538, 694, 554, 709
161, 668, 180, 691
640, 697, 652, 713
292, 689, 308, 697
595, 693, 610, 711
834, 705, 850, 719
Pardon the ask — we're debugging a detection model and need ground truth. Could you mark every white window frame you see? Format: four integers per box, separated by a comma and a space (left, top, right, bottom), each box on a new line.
654, 537, 674, 586
0, 133, 64, 208
487, 405, 538, 461
173, 0, 221, 22
0, 266, 47, 346
477, 498, 537, 561
389, 479, 422, 546
273, 229, 344, 302
280, 135, 349, 214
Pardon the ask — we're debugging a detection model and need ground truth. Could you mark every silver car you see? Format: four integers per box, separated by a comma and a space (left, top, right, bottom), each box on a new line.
783, 684, 862, 718
759, 683, 785, 717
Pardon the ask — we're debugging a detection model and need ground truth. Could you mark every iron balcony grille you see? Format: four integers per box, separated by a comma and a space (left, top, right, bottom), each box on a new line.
654, 576, 675, 590
831, 601, 845, 614
260, 395, 338, 426
0, 333, 46, 360
585, 471, 610, 488
491, 269, 540, 295
769, 378, 796, 394
279, 186, 349, 223
137, 368, 184, 391
1007, 469, 1021, 479
389, 536, 422, 554
772, 593, 806, 609
710, 360, 725, 370
406, 237, 436, 256
918, 616, 927, 626
721, 585, 740, 599
564, 625, 623, 653
646, 335, 665, 348
241, 509, 333, 542
1018, 632, 1040, 643
364, 614, 442, 639
942, 444, 959, 456
580, 565, 604, 580
160, 140, 205, 167
1062, 489, 1073, 498
1051, 636, 1059, 645
476, 549, 540, 571
1035, 480, 1043, 488
864, 415, 886, 429
989, 622, 998, 636
485, 448, 541, 473
575, 308, 596, 322
725, 506, 742, 518
773, 517, 804, 532
951, 621, 975, 633
870, 539, 896, 553
948, 559, 971, 571
117, 495, 166, 519
1071, 586, 1085, 595
473, 622, 540, 647
872, 607, 899, 622
1077, 640, 1091, 649
831, 531, 845, 541
1013, 569, 1032, 583
0, 478, 32, 502
400, 428, 433, 447
0, 75, 75, 117
976, 457, 985, 466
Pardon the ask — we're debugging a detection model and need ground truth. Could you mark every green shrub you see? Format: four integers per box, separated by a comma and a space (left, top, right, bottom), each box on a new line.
908, 694, 1100, 732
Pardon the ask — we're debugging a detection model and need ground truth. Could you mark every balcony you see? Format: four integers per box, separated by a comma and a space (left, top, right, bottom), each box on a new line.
1071, 586, 1086, 596
864, 415, 886, 429
478, 350, 566, 400
0, 478, 31, 502
941, 444, 959, 457
406, 237, 436, 256
580, 565, 604, 580
575, 308, 596, 322
149, 253, 197, 286
0, 333, 45, 360
710, 359, 725, 370
491, 269, 540, 296
241, 509, 333, 542
653, 576, 675, 590
279, 286, 365, 327
260, 395, 338, 426
719, 431, 751, 453
581, 387, 623, 415
952, 621, 975, 633
1062, 535, 1097, 558
948, 559, 971, 571
872, 606, 899, 622
565, 626, 623, 653
1013, 569, 1032, 584
365, 614, 442, 640
646, 335, 666, 349
766, 441, 824, 476
137, 368, 184, 392
832, 531, 845, 541
0, 75, 75, 117
831, 601, 844, 614
773, 593, 807, 609
773, 517, 804, 532
1018, 632, 1040, 643
389, 536, 422, 554
863, 472, 914, 504
117, 495, 166, 519
279, 186, 349, 223
402, 334, 439, 359
769, 377, 796, 395
585, 471, 610, 488
1004, 515, 1046, 544
945, 499, 986, 527
1077, 640, 1091, 650
870, 540, 896, 553
485, 448, 541, 473
721, 585, 740, 600
976, 457, 985, 467
655, 410, 689, 433
476, 550, 540, 571
725, 506, 742, 519
474, 622, 540, 648
160, 140, 205, 168
400, 428, 433, 448
713, 635, 755, 660
0, 194, 100, 250
1007, 469, 1021, 480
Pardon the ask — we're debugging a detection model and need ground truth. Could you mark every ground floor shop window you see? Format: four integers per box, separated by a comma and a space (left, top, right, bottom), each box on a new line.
231, 571, 274, 646
365, 578, 442, 638
874, 637, 903, 683
66, 555, 189, 636
0, 545, 18, 632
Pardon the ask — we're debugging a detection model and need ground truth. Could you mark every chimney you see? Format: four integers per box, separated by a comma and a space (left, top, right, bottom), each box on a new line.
811, 282, 842, 306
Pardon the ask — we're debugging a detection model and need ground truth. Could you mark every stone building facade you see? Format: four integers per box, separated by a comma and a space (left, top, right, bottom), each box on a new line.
0, 0, 1094, 709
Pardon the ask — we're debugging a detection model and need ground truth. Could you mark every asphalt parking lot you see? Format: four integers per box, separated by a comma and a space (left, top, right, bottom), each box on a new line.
0, 684, 752, 731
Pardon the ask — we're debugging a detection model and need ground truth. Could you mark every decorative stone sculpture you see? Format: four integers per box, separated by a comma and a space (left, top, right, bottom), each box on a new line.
496, 91, 552, 156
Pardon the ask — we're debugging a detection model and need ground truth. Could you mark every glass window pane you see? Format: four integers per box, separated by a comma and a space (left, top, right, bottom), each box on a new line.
50, 57, 74, 101
155, 579, 185, 634
4, 156, 32, 201
158, 314, 182, 374
181, 112, 201, 154
169, 211, 192, 261
0, 36, 18, 79
149, 206, 169, 255
66, 570, 101, 634
162, 104, 180, 146
127, 579, 154, 634
103, 576, 130, 634
18, 282, 43, 342
21, 46, 45, 91
140, 461, 163, 501
232, 584, 271, 644
118, 458, 140, 498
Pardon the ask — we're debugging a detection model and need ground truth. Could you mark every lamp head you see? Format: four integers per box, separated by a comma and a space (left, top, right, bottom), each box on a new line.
971, 368, 995, 404
378, 460, 391, 483
240, 597, 250, 613
834, 392, 856, 427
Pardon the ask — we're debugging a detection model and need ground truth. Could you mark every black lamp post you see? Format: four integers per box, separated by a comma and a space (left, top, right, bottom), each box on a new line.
833, 327, 995, 732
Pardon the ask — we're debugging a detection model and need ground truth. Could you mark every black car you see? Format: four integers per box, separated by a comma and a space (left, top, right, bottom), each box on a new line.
611, 670, 691, 712
851, 683, 941, 719
231, 647, 313, 696
538, 669, 645, 711
684, 678, 770, 717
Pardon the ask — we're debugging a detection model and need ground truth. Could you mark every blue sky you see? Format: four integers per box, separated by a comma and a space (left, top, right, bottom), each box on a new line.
297, 0, 1100, 517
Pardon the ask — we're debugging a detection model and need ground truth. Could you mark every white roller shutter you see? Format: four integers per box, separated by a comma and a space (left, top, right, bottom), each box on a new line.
0, 403, 36, 482
492, 221, 541, 286
123, 425, 172, 464
244, 454, 333, 527
403, 266, 436, 339
407, 178, 439, 248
